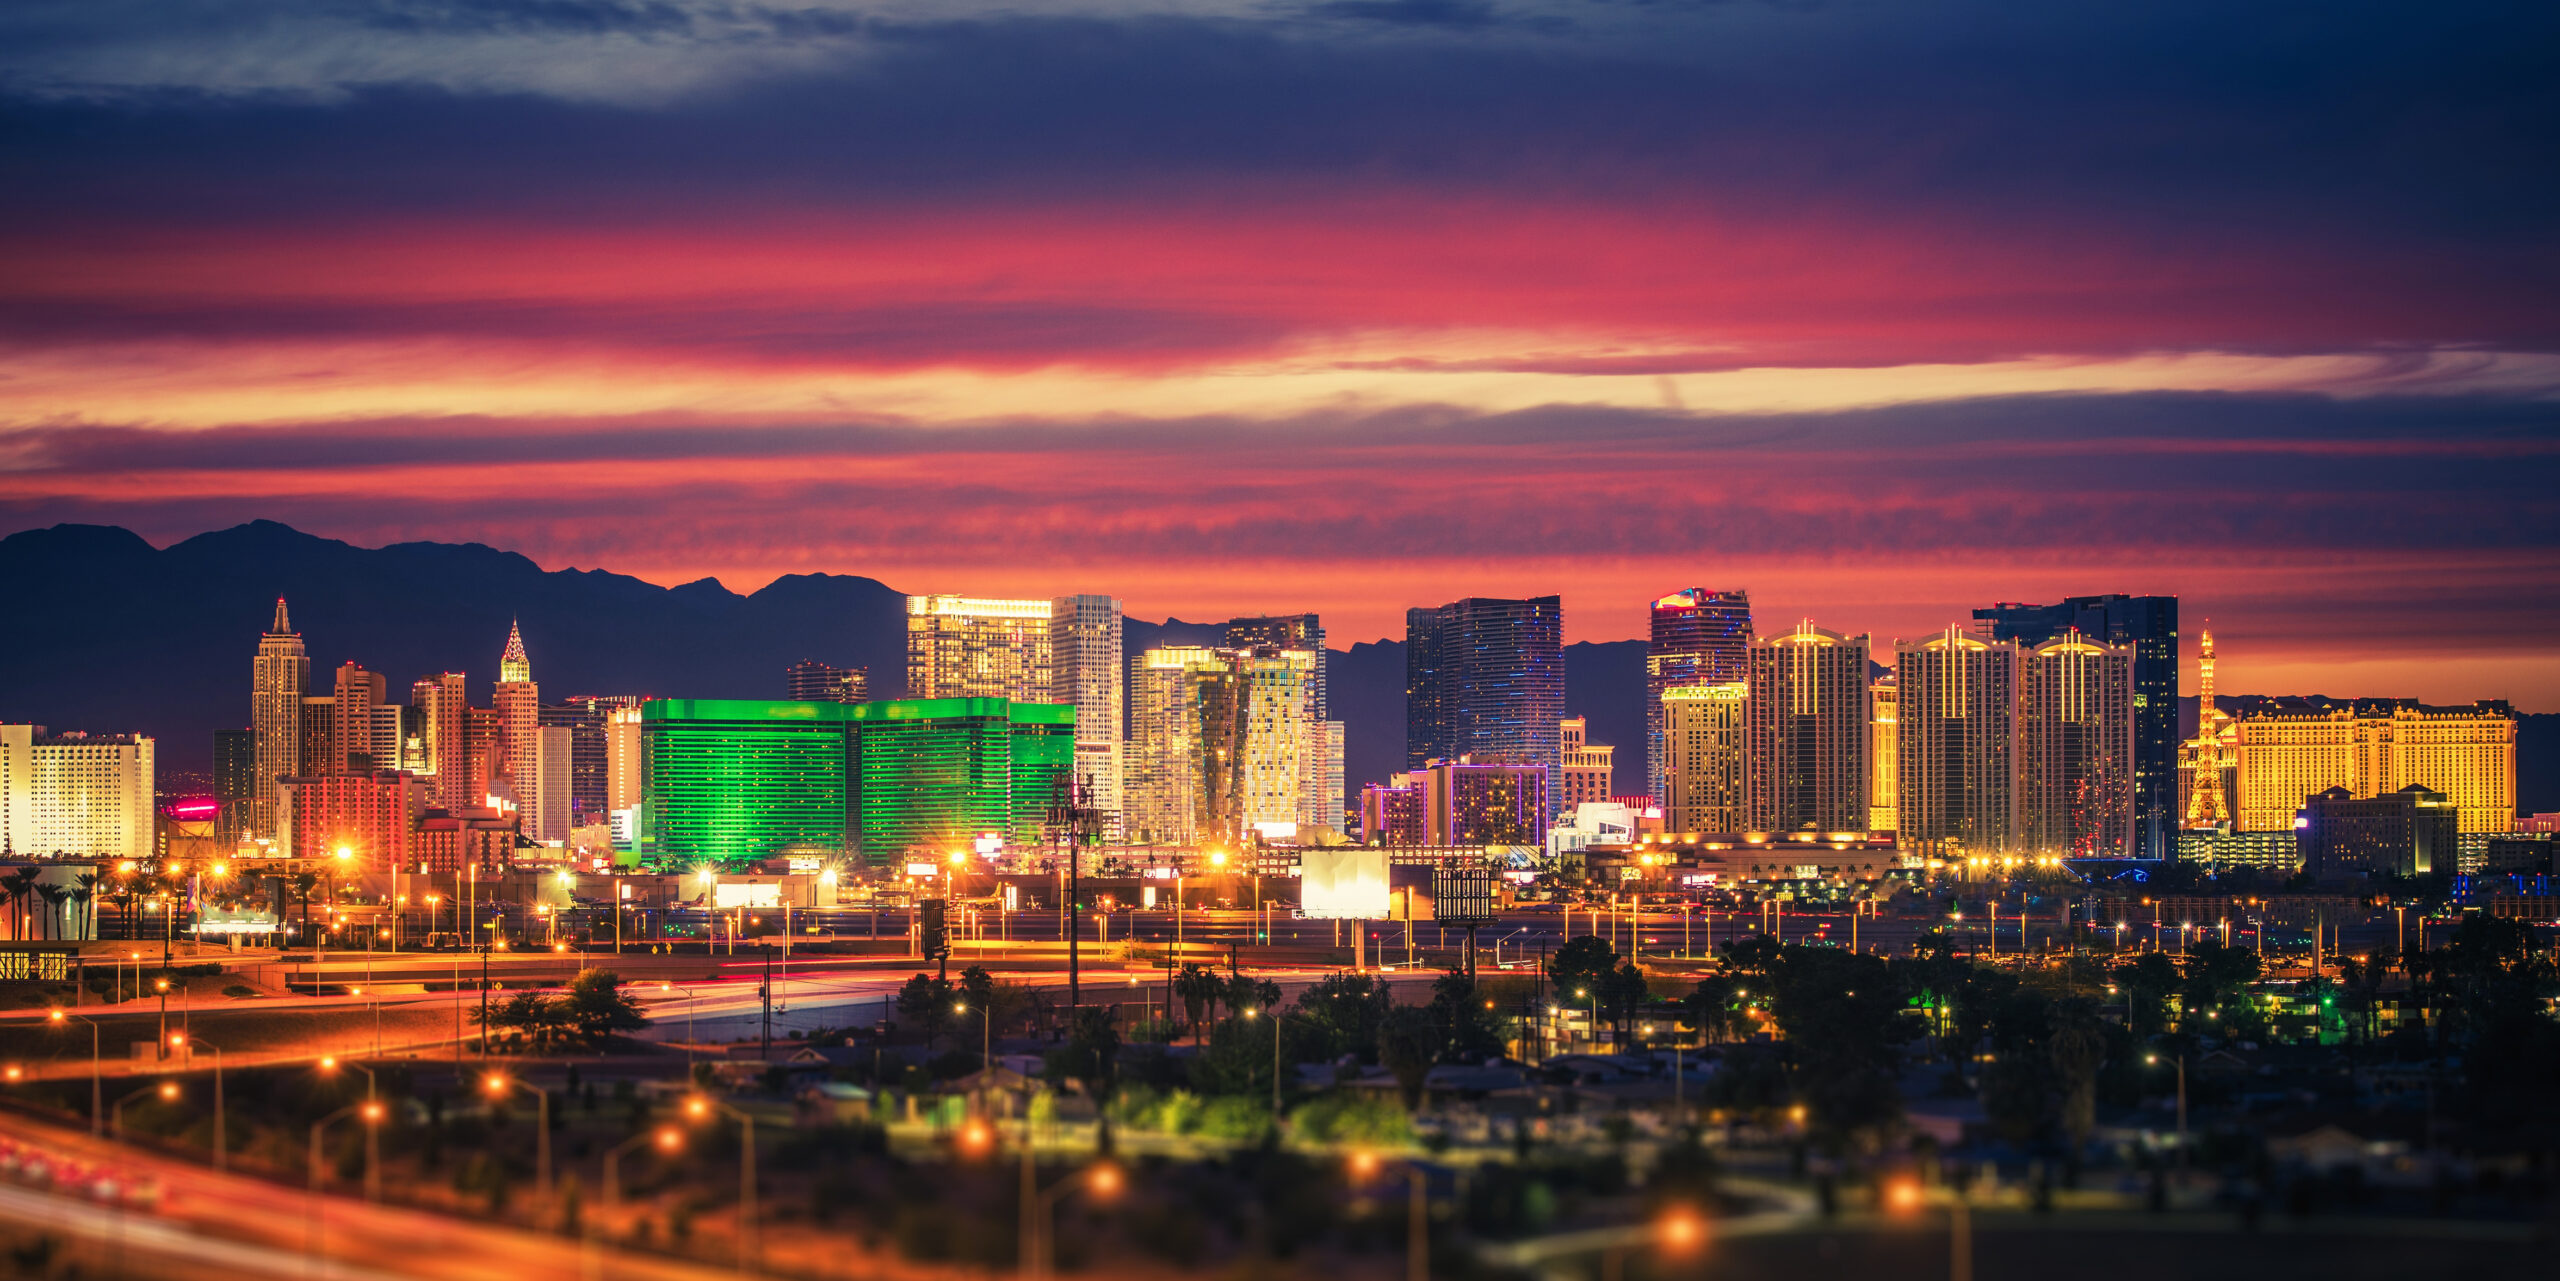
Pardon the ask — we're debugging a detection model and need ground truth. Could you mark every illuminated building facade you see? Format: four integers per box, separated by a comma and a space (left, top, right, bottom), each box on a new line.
297, 696, 336, 776
1406, 596, 1564, 827
605, 704, 643, 832
1647, 588, 1753, 801
1359, 781, 1427, 844
2177, 625, 2238, 831
212, 728, 254, 841
1126, 645, 1321, 844
1896, 628, 2022, 855
1972, 595, 2178, 858
1369, 758, 1549, 846
537, 700, 610, 825
249, 597, 306, 839
906, 595, 1052, 702
279, 769, 423, 869
2234, 698, 2516, 834
0, 724, 157, 860
410, 673, 469, 810
637, 699, 857, 870
527, 725, 574, 844
785, 660, 870, 703
1869, 674, 1898, 834
848, 698, 1074, 864
1662, 682, 1748, 834
1050, 595, 1125, 840
2297, 784, 2456, 880
331, 662, 388, 772
1228, 614, 1342, 828
2018, 631, 2137, 858
493, 620, 540, 793
1560, 717, 1615, 808
1744, 622, 1872, 833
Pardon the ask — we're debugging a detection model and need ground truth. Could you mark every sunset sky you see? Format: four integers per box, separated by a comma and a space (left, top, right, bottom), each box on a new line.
3, 2, 2555, 705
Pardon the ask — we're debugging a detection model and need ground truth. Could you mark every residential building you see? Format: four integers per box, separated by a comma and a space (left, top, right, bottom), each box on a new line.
249, 597, 306, 839
1225, 614, 1328, 718
1972, 595, 2178, 857
0, 725, 156, 860
1647, 589, 1752, 800
2234, 698, 2517, 834
1896, 627, 2022, 856
1359, 781, 1427, 845
2018, 631, 2138, 858
1870, 674, 1898, 834
2297, 785, 2456, 880
331, 662, 388, 772
605, 704, 644, 817
1744, 622, 1871, 833
785, 660, 871, 703
1560, 717, 1615, 809
1662, 683, 1748, 834
906, 595, 1051, 702
1227, 614, 1343, 828
1050, 594, 1125, 840
1406, 596, 1564, 827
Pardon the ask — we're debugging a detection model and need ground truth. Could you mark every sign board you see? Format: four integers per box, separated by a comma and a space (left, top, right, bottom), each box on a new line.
1431, 868, 1495, 925
1301, 848, 1390, 919
0, 944, 78, 984
712, 882, 780, 909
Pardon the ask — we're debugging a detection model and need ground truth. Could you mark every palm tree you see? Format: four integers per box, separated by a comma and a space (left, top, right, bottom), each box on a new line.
71, 873, 98, 942
33, 884, 68, 941
0, 868, 36, 941
67, 884, 93, 944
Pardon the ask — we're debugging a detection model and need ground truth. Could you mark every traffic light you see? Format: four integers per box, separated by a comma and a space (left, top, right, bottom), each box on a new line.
920, 898, 950, 960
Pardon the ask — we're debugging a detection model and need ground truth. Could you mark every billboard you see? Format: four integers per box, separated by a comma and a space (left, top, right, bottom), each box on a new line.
1300, 848, 1389, 919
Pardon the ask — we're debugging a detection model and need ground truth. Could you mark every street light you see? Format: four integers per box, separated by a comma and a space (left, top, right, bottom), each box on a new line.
1022, 1160, 1120, 1281
307, 1098, 386, 1273
110, 1080, 179, 1141
2145, 1052, 2187, 1164
486, 1072, 554, 1208
169, 1032, 227, 1171
684, 1094, 759, 1273
1348, 1152, 1429, 1281
321, 1056, 383, 1200
591, 1126, 684, 1278
46, 1010, 101, 1137
660, 982, 702, 1066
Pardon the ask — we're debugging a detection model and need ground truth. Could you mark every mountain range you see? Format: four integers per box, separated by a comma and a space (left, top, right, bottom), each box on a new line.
3, 521, 2551, 817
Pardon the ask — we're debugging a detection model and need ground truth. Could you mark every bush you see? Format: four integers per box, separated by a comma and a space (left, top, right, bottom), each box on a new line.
1287, 1093, 1412, 1146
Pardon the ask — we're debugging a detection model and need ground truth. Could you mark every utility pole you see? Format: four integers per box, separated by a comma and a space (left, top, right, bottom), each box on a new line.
1051, 774, 1104, 1020
760, 941, 774, 1059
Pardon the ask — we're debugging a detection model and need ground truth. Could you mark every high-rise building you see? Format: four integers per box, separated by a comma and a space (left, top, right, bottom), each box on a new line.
279, 769, 423, 868
605, 705, 644, 818
249, 597, 307, 839
369, 704, 404, 779
1406, 596, 1564, 827
1050, 595, 1125, 840
212, 728, 255, 841
2019, 632, 2138, 858
1358, 781, 1427, 844
848, 698, 1074, 864
785, 660, 870, 703
528, 725, 575, 844
493, 620, 540, 793
2177, 624, 2238, 831
464, 706, 502, 811
1225, 614, 1327, 719
297, 697, 336, 776
1365, 759, 1549, 846
1648, 589, 1753, 801
637, 700, 858, 869
411, 673, 469, 811
1662, 683, 1748, 834
331, 663, 388, 772
538, 702, 608, 825
1744, 622, 1871, 834
1227, 613, 1342, 829
2297, 785, 2456, 880
1125, 645, 1320, 844
1896, 628, 2022, 856
2234, 699, 2517, 834
1972, 595, 2177, 857
1560, 717, 1615, 809
906, 595, 1052, 702
0, 725, 156, 860
1869, 674, 1898, 834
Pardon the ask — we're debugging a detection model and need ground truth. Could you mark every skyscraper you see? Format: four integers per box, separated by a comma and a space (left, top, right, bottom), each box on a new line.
493, 620, 540, 794
638, 700, 857, 869
297, 696, 336, 777
1406, 596, 1565, 826
1648, 589, 1752, 801
0, 725, 156, 860
1869, 674, 1898, 834
1126, 644, 1320, 844
906, 595, 1052, 702
1744, 622, 1872, 833
1050, 595, 1125, 839
212, 728, 255, 841
2018, 631, 2138, 858
331, 662, 387, 772
1662, 683, 1748, 833
1972, 595, 2177, 857
249, 597, 306, 839
785, 660, 870, 703
847, 698, 1075, 864
1226, 614, 1342, 828
528, 724, 575, 844
2234, 698, 2516, 834
1559, 717, 1615, 808
410, 672, 469, 811
1225, 614, 1327, 718
1896, 627, 2022, 856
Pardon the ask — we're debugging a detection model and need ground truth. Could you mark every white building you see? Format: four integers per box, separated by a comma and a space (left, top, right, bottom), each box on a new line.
1547, 801, 1642, 862
0, 724, 156, 860
1050, 595, 1125, 840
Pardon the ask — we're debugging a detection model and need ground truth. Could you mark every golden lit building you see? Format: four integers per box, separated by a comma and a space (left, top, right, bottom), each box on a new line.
1662, 682, 1748, 834
2235, 698, 2517, 834
2018, 631, 2136, 858
1869, 673, 1898, 834
905, 595, 1052, 702
1126, 644, 1320, 844
1895, 627, 2021, 855
1560, 716, 1615, 808
1744, 621, 1871, 833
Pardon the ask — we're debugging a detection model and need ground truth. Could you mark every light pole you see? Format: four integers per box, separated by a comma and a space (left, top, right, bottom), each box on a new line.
660, 983, 701, 1067
591, 1127, 683, 1281
684, 1094, 758, 1274
110, 1080, 179, 1142
2146, 1051, 2186, 1164
47, 1010, 100, 1137
1022, 1160, 1121, 1281
1349, 1151, 1428, 1281
169, 1032, 226, 1170
307, 1098, 385, 1277
485, 1072, 554, 1209
320, 1056, 382, 1200
1242, 1007, 1287, 1117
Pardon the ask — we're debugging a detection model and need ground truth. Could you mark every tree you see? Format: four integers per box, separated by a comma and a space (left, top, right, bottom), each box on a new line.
2047, 998, 2107, 1153
1, 868, 36, 941
1049, 1006, 1121, 1092
894, 972, 956, 1049
1547, 936, 1619, 1006
1294, 972, 1391, 1063
1225, 973, 1281, 1019
1684, 974, 1748, 1044
2112, 952, 2180, 1038
561, 969, 649, 1044
33, 884, 66, 941
1378, 1005, 1440, 1110
1174, 963, 1224, 1040
1426, 971, 1506, 1064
